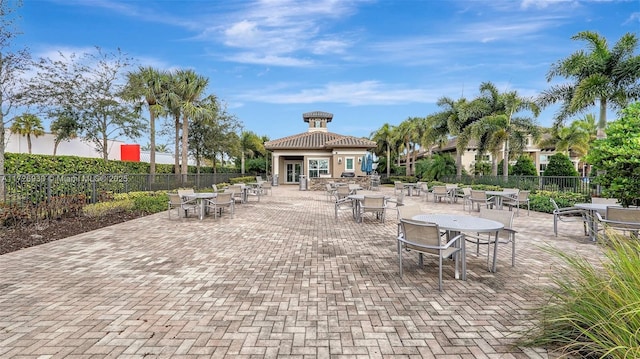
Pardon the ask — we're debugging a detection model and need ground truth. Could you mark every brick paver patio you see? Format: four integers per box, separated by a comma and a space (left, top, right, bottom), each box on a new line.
0, 185, 602, 358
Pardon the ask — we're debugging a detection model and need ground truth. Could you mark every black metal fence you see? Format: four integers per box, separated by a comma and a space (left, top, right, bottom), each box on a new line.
441, 175, 597, 196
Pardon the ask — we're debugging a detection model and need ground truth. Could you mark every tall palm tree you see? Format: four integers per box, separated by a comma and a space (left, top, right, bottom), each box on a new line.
10, 113, 45, 154
370, 123, 394, 178
395, 118, 420, 176
475, 82, 540, 180
122, 66, 167, 178
174, 70, 209, 179
538, 31, 640, 139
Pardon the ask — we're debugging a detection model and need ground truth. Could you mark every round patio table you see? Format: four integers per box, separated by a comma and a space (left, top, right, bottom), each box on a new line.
412, 214, 504, 272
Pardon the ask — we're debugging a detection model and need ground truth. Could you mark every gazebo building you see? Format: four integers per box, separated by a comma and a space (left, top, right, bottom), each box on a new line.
264, 111, 376, 189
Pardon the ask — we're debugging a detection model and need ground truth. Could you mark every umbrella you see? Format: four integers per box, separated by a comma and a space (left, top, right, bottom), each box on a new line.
365, 153, 374, 174
360, 155, 367, 172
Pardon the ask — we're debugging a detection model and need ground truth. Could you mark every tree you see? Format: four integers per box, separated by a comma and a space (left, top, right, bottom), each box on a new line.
187, 96, 240, 173
0, 0, 31, 190
50, 108, 82, 156
172, 69, 209, 179
585, 102, 640, 207
537, 31, 640, 139
418, 153, 456, 181
512, 156, 538, 176
9, 113, 44, 154
370, 123, 394, 178
543, 153, 578, 177
29, 47, 145, 160
431, 95, 485, 179
122, 66, 167, 178
473, 82, 540, 181
238, 130, 265, 174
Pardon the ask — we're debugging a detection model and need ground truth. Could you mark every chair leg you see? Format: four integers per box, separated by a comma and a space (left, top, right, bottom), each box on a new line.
398, 242, 403, 278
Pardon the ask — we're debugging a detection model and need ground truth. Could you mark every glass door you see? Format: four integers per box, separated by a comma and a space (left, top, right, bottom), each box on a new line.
286, 162, 302, 183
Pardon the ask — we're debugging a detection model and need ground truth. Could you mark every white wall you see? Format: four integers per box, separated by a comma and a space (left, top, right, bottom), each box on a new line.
5, 130, 123, 160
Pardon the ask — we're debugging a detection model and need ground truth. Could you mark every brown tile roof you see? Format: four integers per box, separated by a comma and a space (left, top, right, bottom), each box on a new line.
265, 131, 376, 150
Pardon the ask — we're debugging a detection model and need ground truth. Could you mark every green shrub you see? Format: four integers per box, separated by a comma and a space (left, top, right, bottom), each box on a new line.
230, 176, 256, 184
133, 194, 168, 213
83, 200, 134, 217
522, 236, 640, 358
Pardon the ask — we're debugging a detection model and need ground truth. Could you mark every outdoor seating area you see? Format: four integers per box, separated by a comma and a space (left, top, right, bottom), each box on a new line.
0, 184, 608, 357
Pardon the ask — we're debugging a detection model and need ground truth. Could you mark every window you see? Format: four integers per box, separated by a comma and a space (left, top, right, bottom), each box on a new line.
315, 120, 321, 128
308, 158, 329, 178
345, 157, 355, 171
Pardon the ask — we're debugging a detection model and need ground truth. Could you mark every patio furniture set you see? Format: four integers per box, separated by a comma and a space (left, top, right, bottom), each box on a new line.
167, 176, 272, 221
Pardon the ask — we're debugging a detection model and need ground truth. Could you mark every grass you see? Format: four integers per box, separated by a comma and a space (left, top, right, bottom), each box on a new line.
522, 231, 640, 358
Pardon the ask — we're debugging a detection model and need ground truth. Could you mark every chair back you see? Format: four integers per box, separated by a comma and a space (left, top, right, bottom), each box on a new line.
550, 198, 561, 212
445, 184, 458, 190
168, 193, 182, 205
394, 181, 404, 190
362, 195, 385, 209
215, 192, 233, 205
503, 188, 520, 194
470, 190, 486, 200
462, 187, 471, 196
479, 208, 514, 239
336, 185, 350, 199
605, 207, 640, 229
212, 184, 218, 192
433, 186, 447, 195
400, 219, 442, 254
592, 197, 618, 204
517, 191, 530, 201
397, 204, 422, 221
177, 188, 195, 197
256, 176, 264, 183
420, 182, 429, 193
325, 183, 333, 191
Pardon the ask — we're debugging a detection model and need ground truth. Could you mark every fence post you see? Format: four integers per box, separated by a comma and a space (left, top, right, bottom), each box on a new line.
91, 175, 97, 203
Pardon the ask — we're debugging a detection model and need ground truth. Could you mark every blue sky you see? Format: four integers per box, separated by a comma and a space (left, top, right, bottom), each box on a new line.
16, 0, 640, 146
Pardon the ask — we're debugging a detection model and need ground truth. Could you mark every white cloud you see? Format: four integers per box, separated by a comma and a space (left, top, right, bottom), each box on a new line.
237, 81, 448, 106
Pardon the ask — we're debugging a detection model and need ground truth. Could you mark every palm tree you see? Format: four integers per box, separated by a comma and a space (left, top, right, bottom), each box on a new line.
395, 118, 420, 176
431, 96, 482, 179
173, 70, 209, 179
10, 113, 45, 154
122, 66, 167, 178
239, 130, 265, 174
537, 31, 640, 139
472, 82, 540, 180
370, 123, 394, 178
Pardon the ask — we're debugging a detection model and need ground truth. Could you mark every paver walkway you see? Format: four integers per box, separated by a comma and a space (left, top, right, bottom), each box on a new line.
0, 185, 602, 358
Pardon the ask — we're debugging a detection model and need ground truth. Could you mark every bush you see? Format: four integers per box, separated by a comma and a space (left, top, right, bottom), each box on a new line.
133, 194, 168, 213
512, 156, 538, 176
544, 153, 579, 177
83, 200, 135, 217
522, 235, 640, 358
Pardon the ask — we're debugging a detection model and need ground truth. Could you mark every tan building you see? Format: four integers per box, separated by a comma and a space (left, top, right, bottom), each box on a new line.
264, 111, 376, 185
430, 135, 583, 176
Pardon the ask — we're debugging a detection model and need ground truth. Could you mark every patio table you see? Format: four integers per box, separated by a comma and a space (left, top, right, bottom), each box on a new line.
185, 192, 217, 220
485, 191, 517, 210
413, 213, 503, 272
575, 203, 617, 241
